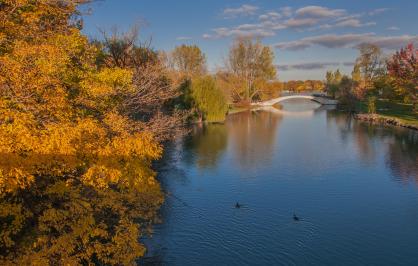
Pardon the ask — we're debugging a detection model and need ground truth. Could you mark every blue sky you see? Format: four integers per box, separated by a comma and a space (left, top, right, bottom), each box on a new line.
82, 0, 418, 81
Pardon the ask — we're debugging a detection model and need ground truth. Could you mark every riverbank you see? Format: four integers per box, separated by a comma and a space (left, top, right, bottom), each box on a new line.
353, 100, 418, 130
354, 113, 418, 130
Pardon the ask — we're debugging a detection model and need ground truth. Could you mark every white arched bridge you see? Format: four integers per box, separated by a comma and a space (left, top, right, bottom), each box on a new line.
252, 93, 338, 106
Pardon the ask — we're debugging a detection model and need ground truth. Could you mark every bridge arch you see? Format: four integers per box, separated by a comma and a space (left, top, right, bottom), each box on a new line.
253, 94, 338, 106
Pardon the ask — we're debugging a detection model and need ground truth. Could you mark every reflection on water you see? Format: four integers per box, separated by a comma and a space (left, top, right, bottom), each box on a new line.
328, 110, 418, 184
226, 110, 282, 169
183, 124, 228, 170
387, 132, 418, 184
147, 99, 418, 265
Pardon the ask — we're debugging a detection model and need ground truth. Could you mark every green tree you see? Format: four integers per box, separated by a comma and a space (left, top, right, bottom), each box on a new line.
338, 76, 357, 109
191, 76, 228, 122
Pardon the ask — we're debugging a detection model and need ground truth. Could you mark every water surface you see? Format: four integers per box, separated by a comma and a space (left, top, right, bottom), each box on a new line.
145, 100, 418, 266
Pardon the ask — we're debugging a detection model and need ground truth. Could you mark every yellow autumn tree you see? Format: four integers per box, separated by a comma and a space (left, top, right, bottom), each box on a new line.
0, 1, 164, 264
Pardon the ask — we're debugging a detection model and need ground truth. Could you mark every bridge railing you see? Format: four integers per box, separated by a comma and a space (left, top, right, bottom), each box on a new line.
251, 91, 338, 106
279, 91, 327, 97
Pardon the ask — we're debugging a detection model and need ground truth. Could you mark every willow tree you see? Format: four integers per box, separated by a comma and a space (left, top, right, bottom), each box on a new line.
191, 76, 228, 122
0, 1, 165, 264
226, 38, 276, 103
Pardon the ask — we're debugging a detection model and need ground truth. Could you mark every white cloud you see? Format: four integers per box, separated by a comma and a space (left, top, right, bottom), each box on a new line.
203, 5, 402, 41
335, 14, 363, 22
387, 26, 400, 31
204, 26, 275, 39
261, 20, 286, 30
236, 24, 260, 31
370, 35, 418, 49
319, 19, 376, 29
369, 8, 390, 16
280, 7, 293, 17
259, 12, 282, 21
336, 19, 376, 27
285, 18, 320, 28
275, 33, 418, 50
259, 14, 269, 20
223, 4, 259, 18
176, 36, 192, 41
295, 6, 346, 18
278, 62, 341, 71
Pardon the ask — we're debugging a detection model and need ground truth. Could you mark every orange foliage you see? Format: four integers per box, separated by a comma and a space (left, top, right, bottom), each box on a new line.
0, 1, 164, 264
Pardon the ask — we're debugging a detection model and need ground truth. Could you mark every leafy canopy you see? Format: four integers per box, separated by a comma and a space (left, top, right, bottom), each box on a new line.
0, 1, 165, 264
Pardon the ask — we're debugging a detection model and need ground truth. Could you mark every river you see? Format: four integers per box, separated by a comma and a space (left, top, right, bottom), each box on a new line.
143, 99, 418, 266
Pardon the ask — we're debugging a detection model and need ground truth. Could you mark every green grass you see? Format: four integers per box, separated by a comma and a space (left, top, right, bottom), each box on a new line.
357, 99, 418, 126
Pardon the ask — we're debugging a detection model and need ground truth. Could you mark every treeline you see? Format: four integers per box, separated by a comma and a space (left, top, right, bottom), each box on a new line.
164, 41, 324, 120
325, 43, 417, 116
163, 38, 278, 121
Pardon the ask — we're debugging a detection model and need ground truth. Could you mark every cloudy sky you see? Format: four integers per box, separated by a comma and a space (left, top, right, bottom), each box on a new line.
82, 0, 418, 80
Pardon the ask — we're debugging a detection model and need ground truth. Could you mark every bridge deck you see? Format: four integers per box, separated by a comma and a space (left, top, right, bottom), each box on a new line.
253, 94, 338, 106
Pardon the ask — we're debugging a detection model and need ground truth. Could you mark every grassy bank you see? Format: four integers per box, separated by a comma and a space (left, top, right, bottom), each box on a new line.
356, 99, 418, 127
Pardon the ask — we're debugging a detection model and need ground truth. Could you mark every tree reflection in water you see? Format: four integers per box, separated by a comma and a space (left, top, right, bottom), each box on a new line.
386, 131, 418, 184
328, 110, 418, 185
181, 110, 283, 172
183, 123, 228, 170
226, 110, 282, 170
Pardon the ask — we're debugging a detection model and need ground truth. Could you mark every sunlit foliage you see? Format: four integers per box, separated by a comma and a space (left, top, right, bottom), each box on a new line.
387, 43, 418, 111
226, 37, 276, 103
171, 44, 207, 77
190, 76, 228, 122
324, 42, 416, 117
0, 1, 164, 264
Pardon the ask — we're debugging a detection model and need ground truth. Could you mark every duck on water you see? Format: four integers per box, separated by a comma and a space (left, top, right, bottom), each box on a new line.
235, 203, 300, 222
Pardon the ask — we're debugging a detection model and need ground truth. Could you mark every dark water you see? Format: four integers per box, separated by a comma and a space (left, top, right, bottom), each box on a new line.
144, 100, 418, 266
